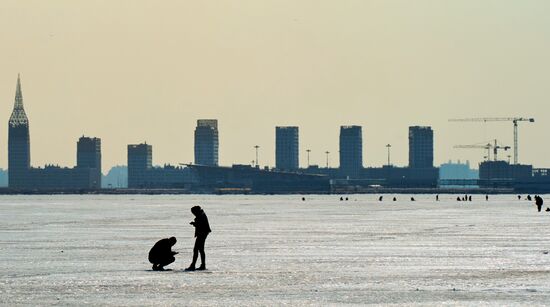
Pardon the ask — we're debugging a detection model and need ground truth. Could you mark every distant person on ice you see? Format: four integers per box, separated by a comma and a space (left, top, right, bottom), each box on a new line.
535, 195, 544, 212
186, 206, 211, 271
148, 237, 178, 271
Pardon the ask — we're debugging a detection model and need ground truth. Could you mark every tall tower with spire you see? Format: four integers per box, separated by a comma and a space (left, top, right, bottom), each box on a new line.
8, 74, 31, 188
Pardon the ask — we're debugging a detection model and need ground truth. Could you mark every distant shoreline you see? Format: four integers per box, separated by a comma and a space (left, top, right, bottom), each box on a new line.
0, 187, 519, 195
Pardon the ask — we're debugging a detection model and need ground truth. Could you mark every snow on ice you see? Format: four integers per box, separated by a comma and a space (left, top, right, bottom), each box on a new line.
1, 194, 550, 305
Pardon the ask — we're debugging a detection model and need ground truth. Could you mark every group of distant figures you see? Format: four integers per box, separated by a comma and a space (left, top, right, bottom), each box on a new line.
148, 206, 211, 272
303, 194, 548, 213
451, 194, 546, 212
455, 195, 473, 202
521, 194, 546, 212
453, 194, 546, 212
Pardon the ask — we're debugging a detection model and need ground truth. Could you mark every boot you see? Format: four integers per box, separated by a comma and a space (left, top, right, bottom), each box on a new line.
153, 264, 164, 271
197, 264, 206, 271
185, 265, 196, 271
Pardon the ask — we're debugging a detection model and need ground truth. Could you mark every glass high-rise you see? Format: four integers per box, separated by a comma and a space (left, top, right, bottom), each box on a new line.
77, 136, 102, 188
77, 137, 101, 169
194, 119, 219, 166
409, 126, 434, 168
339, 126, 363, 178
275, 126, 299, 171
128, 143, 152, 188
8, 75, 30, 188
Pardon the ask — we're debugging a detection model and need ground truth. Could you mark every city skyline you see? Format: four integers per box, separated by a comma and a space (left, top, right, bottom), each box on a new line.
1, 75, 542, 174
1, 1, 549, 172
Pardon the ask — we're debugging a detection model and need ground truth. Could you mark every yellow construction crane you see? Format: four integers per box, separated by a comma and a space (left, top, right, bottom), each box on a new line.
454, 139, 510, 162
449, 117, 534, 164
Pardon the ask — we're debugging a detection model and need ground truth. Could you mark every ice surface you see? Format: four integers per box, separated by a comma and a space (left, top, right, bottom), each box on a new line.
1, 194, 550, 306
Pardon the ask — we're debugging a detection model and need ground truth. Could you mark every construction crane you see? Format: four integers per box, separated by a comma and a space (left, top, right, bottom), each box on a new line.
454, 139, 510, 162
454, 143, 492, 161
449, 117, 534, 164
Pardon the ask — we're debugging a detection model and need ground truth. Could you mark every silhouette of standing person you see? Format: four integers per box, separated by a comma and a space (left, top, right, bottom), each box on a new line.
535, 195, 544, 212
186, 206, 211, 271
149, 237, 178, 271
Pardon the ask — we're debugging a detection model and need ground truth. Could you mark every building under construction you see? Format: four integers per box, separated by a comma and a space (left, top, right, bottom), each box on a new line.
478, 161, 550, 192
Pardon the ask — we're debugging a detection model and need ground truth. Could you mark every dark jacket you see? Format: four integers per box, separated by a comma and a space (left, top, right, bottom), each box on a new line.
192, 210, 211, 237
148, 238, 176, 262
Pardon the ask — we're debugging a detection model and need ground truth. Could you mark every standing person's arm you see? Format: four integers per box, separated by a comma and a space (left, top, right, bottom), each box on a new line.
204, 215, 211, 233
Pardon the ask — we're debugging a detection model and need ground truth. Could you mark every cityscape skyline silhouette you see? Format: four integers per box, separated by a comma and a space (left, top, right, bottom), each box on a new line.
1, 1, 549, 172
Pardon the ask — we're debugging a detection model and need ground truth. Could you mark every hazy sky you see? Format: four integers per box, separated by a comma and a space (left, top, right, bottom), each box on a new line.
1, 1, 549, 173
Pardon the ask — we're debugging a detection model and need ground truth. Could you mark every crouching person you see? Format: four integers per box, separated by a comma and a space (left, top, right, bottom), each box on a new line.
149, 237, 178, 271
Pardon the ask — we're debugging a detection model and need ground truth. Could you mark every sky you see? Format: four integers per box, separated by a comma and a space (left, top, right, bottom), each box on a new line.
1, 0, 549, 173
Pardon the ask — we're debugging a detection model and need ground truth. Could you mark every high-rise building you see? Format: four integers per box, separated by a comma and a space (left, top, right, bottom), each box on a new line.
275, 126, 299, 171
6, 75, 100, 190
128, 143, 152, 188
127, 143, 190, 189
409, 126, 434, 168
339, 126, 363, 178
77, 136, 102, 188
77, 137, 101, 169
8, 75, 31, 188
194, 119, 219, 166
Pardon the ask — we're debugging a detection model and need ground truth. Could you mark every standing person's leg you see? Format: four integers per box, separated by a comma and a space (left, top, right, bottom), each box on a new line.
197, 235, 207, 270
189, 238, 200, 269
187, 236, 202, 270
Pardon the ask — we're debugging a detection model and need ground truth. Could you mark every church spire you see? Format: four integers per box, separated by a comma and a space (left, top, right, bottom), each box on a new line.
15, 74, 22, 101
9, 74, 29, 127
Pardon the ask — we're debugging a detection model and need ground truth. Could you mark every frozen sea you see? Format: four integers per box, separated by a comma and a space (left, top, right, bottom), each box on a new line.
1, 194, 550, 306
